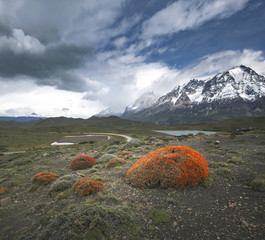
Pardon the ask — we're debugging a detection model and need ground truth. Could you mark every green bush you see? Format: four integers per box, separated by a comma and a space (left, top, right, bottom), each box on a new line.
149, 209, 171, 223
49, 174, 79, 192
97, 153, 117, 163
107, 145, 119, 154
227, 156, 243, 165
251, 174, 265, 192
209, 162, 229, 168
33, 204, 140, 240
122, 139, 142, 149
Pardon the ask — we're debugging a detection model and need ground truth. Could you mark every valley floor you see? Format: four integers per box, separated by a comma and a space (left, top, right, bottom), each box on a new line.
0, 131, 265, 239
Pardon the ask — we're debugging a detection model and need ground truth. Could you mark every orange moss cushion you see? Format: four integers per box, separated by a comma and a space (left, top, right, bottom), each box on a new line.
73, 177, 104, 195
69, 155, 96, 170
126, 146, 208, 188
32, 171, 58, 184
106, 158, 127, 168
122, 151, 132, 156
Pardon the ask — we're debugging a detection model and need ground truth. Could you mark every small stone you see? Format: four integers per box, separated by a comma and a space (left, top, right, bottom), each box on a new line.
0, 197, 12, 207
172, 221, 177, 227
167, 198, 175, 203
241, 219, 249, 228
229, 203, 236, 208
215, 140, 220, 144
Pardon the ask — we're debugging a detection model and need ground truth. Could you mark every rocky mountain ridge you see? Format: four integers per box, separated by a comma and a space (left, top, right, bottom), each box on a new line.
122, 65, 265, 125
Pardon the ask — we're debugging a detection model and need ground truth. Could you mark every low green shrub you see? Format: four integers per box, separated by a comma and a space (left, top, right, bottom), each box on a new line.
49, 174, 79, 192
97, 153, 117, 163
149, 209, 171, 223
250, 174, 265, 192
215, 167, 233, 179
33, 203, 139, 240
227, 156, 243, 165
122, 139, 142, 149
209, 162, 229, 168
201, 170, 215, 188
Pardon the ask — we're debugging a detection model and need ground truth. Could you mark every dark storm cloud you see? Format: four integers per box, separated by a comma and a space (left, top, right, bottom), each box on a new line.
48, 71, 91, 92
0, 20, 12, 36
0, 43, 94, 91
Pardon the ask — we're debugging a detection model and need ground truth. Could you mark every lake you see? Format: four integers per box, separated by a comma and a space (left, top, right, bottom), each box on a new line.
50, 134, 110, 146
155, 130, 216, 136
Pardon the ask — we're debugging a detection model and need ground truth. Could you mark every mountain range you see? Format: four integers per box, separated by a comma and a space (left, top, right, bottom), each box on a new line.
122, 65, 265, 125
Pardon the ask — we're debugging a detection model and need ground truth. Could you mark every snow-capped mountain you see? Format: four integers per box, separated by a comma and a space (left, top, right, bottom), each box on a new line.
124, 91, 158, 113
93, 107, 122, 117
122, 65, 265, 125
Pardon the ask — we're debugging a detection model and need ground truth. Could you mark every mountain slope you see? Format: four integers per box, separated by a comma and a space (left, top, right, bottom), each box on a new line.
122, 65, 265, 125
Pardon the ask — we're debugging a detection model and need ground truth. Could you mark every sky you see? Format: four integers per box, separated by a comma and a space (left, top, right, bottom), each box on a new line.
0, 0, 265, 118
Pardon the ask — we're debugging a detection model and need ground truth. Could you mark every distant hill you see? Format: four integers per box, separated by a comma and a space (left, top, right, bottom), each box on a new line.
34, 116, 163, 134
0, 116, 45, 122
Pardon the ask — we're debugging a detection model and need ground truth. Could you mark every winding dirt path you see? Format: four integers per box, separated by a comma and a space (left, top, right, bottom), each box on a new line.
89, 133, 132, 142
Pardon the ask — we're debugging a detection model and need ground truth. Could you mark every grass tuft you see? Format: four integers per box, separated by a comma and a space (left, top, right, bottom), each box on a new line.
250, 174, 265, 192
148, 209, 171, 223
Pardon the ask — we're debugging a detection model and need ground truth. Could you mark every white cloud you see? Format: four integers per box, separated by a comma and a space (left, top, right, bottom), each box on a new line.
0, 28, 45, 54
182, 49, 265, 79
1, 48, 264, 118
65, 0, 126, 45
142, 0, 249, 38
0, 80, 105, 118
113, 36, 127, 48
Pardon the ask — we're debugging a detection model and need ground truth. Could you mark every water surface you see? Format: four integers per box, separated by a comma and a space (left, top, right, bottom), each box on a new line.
155, 130, 216, 136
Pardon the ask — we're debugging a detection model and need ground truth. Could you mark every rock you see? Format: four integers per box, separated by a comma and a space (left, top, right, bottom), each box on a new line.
0, 197, 12, 207
241, 219, 249, 228
215, 140, 220, 144
167, 198, 175, 203
173, 221, 178, 227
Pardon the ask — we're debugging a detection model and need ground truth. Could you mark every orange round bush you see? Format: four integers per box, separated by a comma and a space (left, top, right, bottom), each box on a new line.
32, 171, 58, 184
126, 146, 208, 188
69, 155, 96, 170
106, 158, 127, 168
122, 151, 132, 156
73, 177, 104, 196
0, 188, 8, 194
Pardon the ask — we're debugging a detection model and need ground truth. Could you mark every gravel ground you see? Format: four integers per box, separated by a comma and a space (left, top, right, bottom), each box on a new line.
0, 131, 264, 239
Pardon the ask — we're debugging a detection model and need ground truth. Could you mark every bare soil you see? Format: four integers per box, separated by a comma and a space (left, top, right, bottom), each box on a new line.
0, 131, 264, 239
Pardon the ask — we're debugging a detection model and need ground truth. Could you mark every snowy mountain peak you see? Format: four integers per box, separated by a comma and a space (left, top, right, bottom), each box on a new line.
122, 65, 265, 125
125, 91, 158, 113
202, 65, 265, 102
93, 107, 122, 117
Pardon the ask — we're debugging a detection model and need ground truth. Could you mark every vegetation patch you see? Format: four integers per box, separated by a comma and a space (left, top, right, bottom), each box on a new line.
227, 156, 243, 165
122, 151, 132, 156
250, 174, 265, 192
215, 167, 234, 179
209, 162, 229, 168
30, 203, 140, 240
106, 158, 127, 168
69, 155, 96, 170
201, 170, 215, 188
126, 146, 208, 188
74, 177, 104, 196
49, 174, 79, 193
0, 188, 8, 194
97, 153, 117, 163
122, 139, 142, 149
32, 171, 58, 184
149, 209, 171, 223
